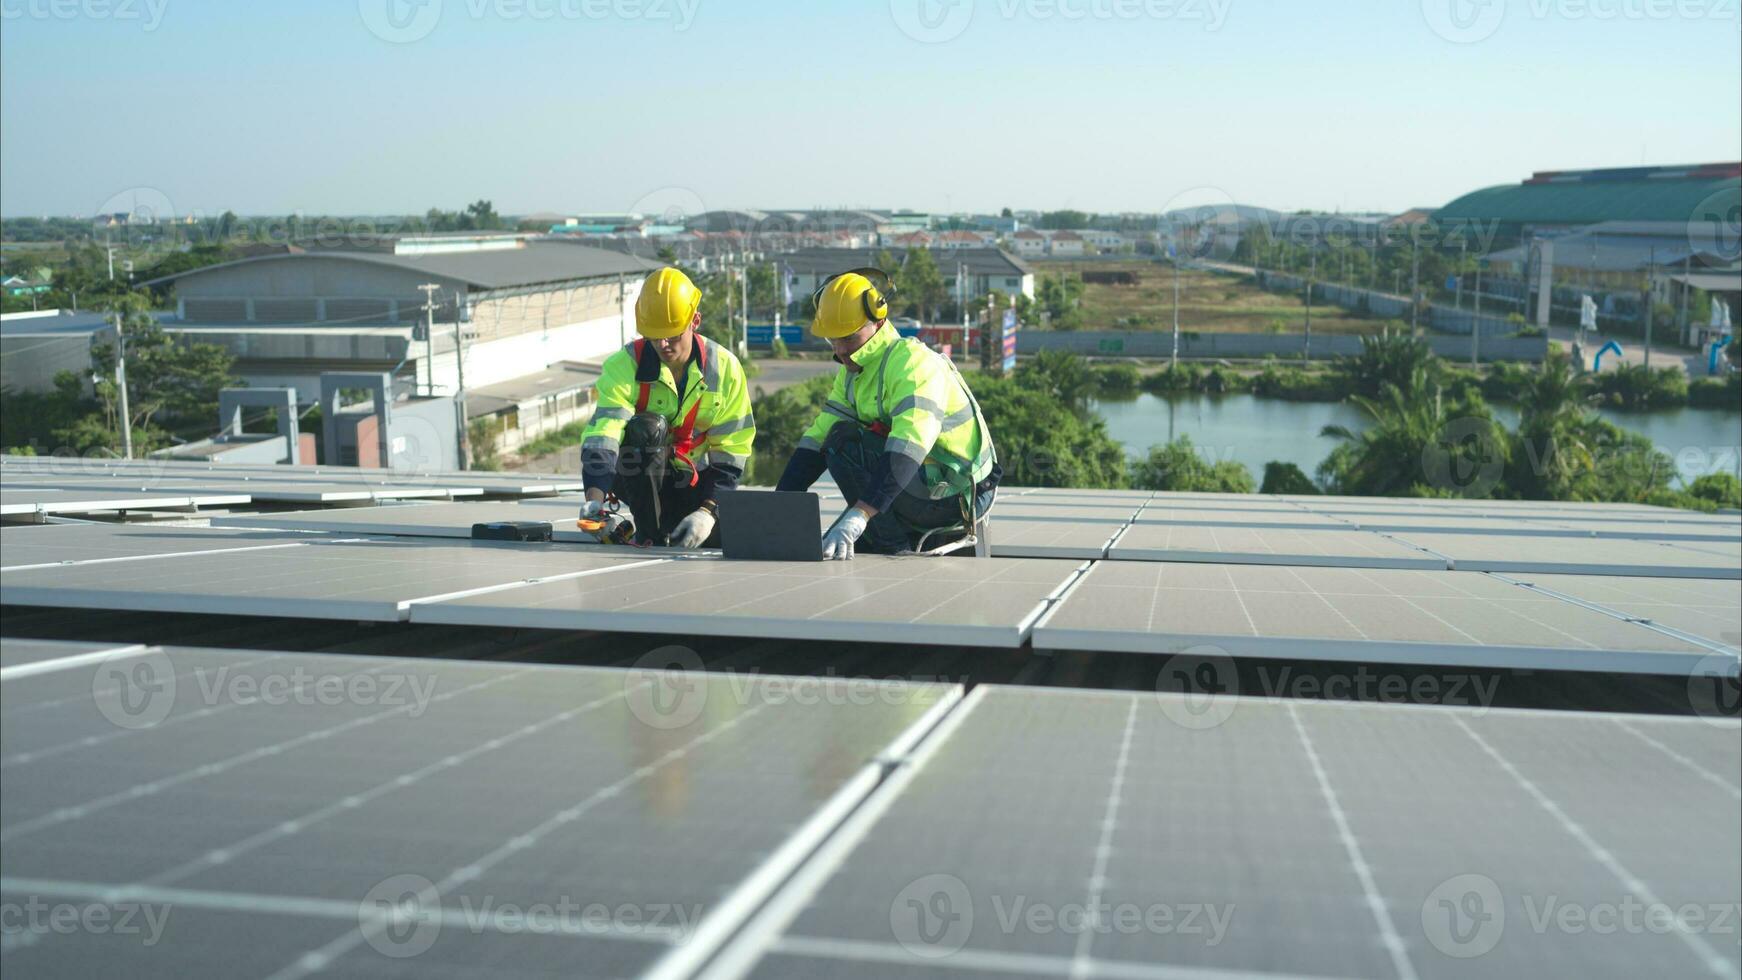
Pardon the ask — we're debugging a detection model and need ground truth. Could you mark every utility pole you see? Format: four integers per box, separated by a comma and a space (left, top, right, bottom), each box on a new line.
106, 246, 116, 282
1170, 251, 1181, 368
739, 257, 749, 360
1472, 263, 1483, 368
1677, 254, 1692, 350
617, 273, 626, 346
1455, 240, 1466, 310
112, 313, 134, 459
418, 283, 440, 396
1304, 251, 1315, 361
452, 300, 470, 469
1642, 246, 1655, 369
1409, 234, 1420, 335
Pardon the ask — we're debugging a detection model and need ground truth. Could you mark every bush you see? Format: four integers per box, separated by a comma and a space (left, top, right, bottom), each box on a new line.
1259, 461, 1318, 494
770, 335, 789, 358
1589, 364, 1687, 410
746, 374, 833, 484
1250, 364, 1343, 401
1687, 374, 1740, 409
968, 373, 1127, 488
1131, 436, 1254, 493
1684, 472, 1741, 510
1093, 362, 1142, 398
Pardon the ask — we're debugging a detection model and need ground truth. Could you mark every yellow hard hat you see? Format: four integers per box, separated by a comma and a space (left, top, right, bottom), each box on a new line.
635, 267, 702, 339
811, 270, 889, 339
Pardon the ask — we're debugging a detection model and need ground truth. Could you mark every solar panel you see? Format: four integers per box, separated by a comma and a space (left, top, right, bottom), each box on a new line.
411, 555, 1085, 648
0, 537, 662, 622
0, 647, 961, 979
703, 686, 1740, 980
1, 524, 342, 571
1388, 532, 1742, 579
1031, 561, 1727, 674
1108, 524, 1449, 569
2, 476, 455, 504
1495, 573, 1742, 653
211, 498, 588, 538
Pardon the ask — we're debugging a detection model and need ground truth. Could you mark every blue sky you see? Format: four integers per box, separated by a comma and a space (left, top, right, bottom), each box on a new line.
2, 0, 1738, 217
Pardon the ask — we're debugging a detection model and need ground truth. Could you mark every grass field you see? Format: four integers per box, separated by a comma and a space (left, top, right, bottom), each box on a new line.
1033, 259, 1379, 335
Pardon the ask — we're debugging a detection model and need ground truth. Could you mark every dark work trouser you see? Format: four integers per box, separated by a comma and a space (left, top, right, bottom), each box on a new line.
822, 425, 996, 555
613, 414, 721, 547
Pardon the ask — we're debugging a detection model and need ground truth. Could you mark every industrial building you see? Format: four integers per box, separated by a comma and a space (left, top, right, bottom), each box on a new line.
1435, 162, 1741, 244
142, 233, 656, 405
0, 309, 113, 394
776, 246, 1036, 305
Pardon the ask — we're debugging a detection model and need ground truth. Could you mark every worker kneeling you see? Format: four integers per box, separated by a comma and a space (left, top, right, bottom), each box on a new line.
578, 267, 755, 548
775, 269, 998, 560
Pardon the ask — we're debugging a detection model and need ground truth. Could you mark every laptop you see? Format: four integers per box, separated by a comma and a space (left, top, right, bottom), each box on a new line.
716, 490, 824, 561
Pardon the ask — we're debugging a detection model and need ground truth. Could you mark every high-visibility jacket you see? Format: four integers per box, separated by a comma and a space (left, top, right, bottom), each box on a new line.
797, 323, 995, 499
580, 334, 754, 496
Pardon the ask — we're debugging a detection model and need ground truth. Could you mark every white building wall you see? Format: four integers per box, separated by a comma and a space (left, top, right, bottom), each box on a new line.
418, 278, 641, 395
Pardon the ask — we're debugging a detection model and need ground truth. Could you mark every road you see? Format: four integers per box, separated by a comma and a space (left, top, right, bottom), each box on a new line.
1548, 325, 1713, 375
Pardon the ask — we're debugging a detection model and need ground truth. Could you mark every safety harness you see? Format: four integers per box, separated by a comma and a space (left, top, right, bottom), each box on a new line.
633, 337, 705, 488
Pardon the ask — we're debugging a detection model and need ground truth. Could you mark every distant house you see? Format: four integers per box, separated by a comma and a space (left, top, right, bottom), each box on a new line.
886, 230, 934, 248
1078, 230, 1126, 251
1009, 229, 1048, 257
1048, 230, 1086, 257
2, 273, 52, 298
936, 231, 987, 250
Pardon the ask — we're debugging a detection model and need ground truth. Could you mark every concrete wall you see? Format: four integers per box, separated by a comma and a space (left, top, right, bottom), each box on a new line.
418, 279, 634, 393
1256, 270, 1522, 338
1016, 330, 1549, 362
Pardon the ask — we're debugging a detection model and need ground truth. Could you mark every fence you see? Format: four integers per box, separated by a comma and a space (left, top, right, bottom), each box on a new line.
1254, 270, 1521, 339
1016, 330, 1548, 363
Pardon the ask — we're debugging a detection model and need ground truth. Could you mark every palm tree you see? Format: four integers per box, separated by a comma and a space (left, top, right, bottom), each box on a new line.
1508, 356, 1598, 499
1320, 366, 1507, 497
1333, 327, 1436, 399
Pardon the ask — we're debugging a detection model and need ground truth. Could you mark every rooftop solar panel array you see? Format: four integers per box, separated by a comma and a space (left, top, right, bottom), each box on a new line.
0, 643, 960, 979
702, 686, 1741, 980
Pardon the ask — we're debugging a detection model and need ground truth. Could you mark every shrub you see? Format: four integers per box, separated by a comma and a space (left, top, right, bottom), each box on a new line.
1131, 435, 1254, 493
1259, 461, 1318, 494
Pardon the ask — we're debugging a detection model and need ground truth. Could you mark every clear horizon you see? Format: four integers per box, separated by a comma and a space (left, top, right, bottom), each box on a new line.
3, 0, 1738, 220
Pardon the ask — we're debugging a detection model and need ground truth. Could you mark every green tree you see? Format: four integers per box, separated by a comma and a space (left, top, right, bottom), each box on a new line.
901, 247, 946, 322
1014, 350, 1100, 414
1333, 327, 1434, 399
1318, 368, 1508, 498
1132, 436, 1255, 493
746, 375, 833, 485
1507, 356, 1601, 500
967, 373, 1126, 488
1259, 461, 1318, 494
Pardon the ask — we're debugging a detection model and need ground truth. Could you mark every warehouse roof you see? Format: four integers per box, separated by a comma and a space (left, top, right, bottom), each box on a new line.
141, 240, 658, 292
1436, 163, 1740, 229
0, 309, 112, 338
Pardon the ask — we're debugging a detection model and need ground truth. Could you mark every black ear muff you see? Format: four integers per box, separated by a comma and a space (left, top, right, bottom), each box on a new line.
861, 286, 887, 322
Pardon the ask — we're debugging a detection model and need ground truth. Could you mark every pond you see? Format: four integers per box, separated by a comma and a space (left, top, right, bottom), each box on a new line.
1090, 393, 1741, 487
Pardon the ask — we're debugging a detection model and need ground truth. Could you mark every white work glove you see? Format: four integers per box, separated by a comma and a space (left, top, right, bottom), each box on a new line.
669, 508, 716, 550
821, 507, 870, 561
579, 498, 604, 521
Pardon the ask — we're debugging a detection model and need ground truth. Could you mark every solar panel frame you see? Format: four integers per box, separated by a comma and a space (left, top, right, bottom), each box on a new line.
411, 555, 1088, 648
1387, 532, 1742, 579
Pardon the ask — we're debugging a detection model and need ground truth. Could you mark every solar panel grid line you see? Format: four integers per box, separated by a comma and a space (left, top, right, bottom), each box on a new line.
1068, 697, 1140, 977
1283, 700, 1419, 980
0, 649, 301, 724
689, 686, 994, 980
1445, 713, 1736, 978
0, 662, 528, 844
641, 685, 968, 980
0, 877, 683, 946
0, 643, 145, 682
1487, 576, 1742, 661
131, 674, 655, 895
1612, 719, 1742, 800
264, 697, 778, 980
0, 649, 360, 770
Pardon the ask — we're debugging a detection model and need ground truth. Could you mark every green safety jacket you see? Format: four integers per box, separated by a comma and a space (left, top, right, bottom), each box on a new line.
580, 334, 754, 497
796, 323, 995, 503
